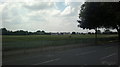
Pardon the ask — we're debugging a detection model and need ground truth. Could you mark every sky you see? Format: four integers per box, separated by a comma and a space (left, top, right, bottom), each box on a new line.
0, 0, 117, 33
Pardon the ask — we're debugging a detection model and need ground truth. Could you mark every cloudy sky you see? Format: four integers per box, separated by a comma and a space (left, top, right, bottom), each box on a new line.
0, 0, 98, 33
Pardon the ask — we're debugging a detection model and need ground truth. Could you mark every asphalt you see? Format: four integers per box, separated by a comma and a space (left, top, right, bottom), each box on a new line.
2, 42, 119, 65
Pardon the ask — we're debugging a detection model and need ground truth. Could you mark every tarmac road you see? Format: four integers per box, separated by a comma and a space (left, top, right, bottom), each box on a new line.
3, 42, 119, 65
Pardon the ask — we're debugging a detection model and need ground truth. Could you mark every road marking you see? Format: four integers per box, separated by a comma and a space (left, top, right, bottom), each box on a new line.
4, 54, 55, 63
105, 47, 113, 49
76, 50, 96, 56
33, 58, 60, 65
101, 61, 116, 65
100, 53, 117, 60
46, 54, 54, 57
4, 54, 45, 63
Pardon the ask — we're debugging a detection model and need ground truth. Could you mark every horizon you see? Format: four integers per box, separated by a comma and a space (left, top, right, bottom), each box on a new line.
1, 27, 117, 33
0, 0, 117, 33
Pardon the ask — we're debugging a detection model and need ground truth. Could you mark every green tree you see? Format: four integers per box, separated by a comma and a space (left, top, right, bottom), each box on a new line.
36, 30, 45, 35
72, 32, 76, 35
78, 2, 120, 39
96, 30, 101, 34
103, 29, 112, 34
1, 28, 8, 35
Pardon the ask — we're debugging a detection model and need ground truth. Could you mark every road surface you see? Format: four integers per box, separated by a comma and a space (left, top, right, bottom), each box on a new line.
3, 42, 119, 65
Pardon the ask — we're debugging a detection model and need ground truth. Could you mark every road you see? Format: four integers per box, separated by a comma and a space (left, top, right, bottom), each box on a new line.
3, 42, 119, 65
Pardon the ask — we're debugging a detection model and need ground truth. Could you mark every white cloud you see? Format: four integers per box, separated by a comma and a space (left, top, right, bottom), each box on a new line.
1, 0, 85, 2
24, 2, 55, 11
0, 2, 7, 27
60, 6, 75, 16
1, 1, 85, 32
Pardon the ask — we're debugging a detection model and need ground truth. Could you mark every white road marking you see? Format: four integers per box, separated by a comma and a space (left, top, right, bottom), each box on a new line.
4, 54, 55, 63
76, 50, 96, 56
33, 58, 60, 65
101, 61, 116, 65
105, 47, 113, 49
100, 53, 117, 60
46, 54, 54, 57
4, 54, 46, 63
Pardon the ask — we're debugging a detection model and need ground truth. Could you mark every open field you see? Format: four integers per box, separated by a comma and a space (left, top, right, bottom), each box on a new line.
2, 34, 118, 51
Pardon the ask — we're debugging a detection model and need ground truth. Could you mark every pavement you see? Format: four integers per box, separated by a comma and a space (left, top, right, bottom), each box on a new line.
2, 42, 119, 65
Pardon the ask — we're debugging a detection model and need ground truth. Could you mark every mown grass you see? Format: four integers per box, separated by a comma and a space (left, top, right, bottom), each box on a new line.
2, 34, 118, 51
3, 35, 95, 42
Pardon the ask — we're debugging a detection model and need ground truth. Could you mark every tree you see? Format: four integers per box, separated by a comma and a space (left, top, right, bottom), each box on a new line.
103, 29, 112, 34
41, 30, 45, 34
1, 28, 8, 35
72, 32, 76, 35
15, 30, 28, 35
36, 30, 45, 35
96, 30, 101, 34
78, 2, 120, 39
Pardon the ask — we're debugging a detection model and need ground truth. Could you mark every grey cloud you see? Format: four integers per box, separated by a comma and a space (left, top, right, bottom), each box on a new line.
28, 15, 47, 22
60, 2, 82, 17
24, 2, 55, 11
1, 2, 85, 32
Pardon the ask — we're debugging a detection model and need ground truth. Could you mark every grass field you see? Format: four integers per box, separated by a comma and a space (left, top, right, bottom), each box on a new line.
2, 34, 118, 51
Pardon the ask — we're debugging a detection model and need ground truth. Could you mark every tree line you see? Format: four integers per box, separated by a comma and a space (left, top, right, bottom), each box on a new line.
0, 28, 47, 35
0, 28, 117, 35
